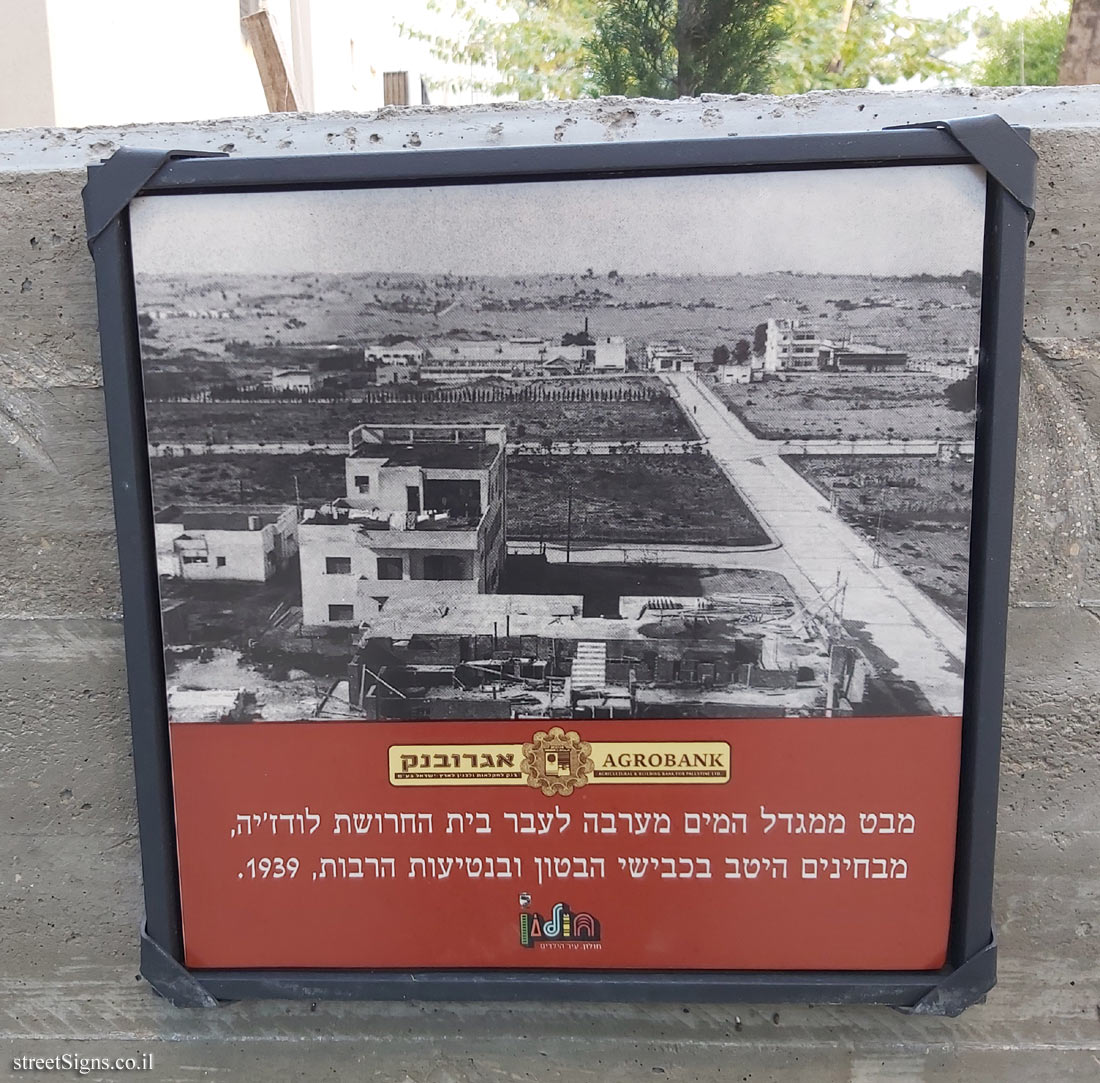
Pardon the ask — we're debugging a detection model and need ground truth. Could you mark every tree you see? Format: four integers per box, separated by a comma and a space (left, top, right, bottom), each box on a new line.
961, 270, 982, 298
770, 0, 968, 94
734, 338, 752, 363
1059, 0, 1100, 84
753, 322, 768, 357
402, 0, 598, 101
585, 0, 788, 97
713, 344, 731, 365
406, 0, 971, 102
970, 2, 1071, 87
945, 371, 977, 412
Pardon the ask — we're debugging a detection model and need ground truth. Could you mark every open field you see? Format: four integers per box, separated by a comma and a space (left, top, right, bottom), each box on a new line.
786, 455, 973, 623
144, 384, 692, 445
150, 452, 344, 506
707, 373, 975, 440
506, 453, 769, 547
150, 450, 769, 548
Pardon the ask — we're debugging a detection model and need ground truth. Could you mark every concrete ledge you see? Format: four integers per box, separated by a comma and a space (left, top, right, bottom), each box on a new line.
1, 86, 1099, 174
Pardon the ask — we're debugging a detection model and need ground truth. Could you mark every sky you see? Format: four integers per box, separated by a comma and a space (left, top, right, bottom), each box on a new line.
130, 163, 987, 279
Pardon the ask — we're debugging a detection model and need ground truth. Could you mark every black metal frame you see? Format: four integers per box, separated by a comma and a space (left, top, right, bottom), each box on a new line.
84, 119, 1033, 1014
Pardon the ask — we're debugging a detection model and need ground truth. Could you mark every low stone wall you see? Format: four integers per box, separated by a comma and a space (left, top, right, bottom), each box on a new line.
0, 86, 1098, 1078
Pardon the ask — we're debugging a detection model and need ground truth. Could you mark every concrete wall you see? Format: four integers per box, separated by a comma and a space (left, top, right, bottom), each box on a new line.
0, 87, 1097, 1079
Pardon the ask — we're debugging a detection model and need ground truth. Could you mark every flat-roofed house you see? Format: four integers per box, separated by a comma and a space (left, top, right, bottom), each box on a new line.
645, 342, 696, 373
270, 368, 316, 392
154, 505, 300, 581
364, 341, 424, 384
832, 347, 909, 373
592, 335, 628, 369
298, 424, 507, 628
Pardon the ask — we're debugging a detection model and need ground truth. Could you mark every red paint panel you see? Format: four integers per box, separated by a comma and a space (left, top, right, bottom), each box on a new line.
169, 716, 961, 971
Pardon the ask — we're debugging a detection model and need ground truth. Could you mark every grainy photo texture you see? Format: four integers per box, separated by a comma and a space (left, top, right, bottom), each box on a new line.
130, 165, 985, 724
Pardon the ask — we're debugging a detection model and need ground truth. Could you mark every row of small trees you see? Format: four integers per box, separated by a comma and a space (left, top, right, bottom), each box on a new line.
152, 381, 672, 406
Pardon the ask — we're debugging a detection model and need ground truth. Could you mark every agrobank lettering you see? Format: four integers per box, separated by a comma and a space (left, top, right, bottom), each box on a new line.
599, 751, 726, 769
389, 738, 731, 787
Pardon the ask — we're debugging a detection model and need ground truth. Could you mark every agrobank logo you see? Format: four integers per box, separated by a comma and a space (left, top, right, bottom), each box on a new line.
519, 899, 601, 949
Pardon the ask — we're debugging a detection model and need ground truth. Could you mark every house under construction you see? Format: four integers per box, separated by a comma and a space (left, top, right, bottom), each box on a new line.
344, 588, 870, 721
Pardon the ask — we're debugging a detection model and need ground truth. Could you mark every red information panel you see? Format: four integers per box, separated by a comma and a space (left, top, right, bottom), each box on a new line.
171, 716, 961, 971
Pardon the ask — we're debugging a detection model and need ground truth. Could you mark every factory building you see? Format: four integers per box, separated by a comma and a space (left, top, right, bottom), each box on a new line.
763, 319, 908, 374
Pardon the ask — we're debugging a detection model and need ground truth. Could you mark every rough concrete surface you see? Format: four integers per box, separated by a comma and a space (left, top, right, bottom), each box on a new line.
0, 88, 1098, 1081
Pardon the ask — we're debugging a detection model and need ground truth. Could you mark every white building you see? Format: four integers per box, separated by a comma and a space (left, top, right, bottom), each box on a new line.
298, 424, 507, 628
763, 319, 908, 374
271, 368, 316, 393
763, 319, 838, 373
908, 346, 979, 382
591, 336, 628, 370
417, 329, 627, 382
154, 505, 299, 582
720, 362, 756, 384
364, 341, 424, 384
645, 343, 696, 373
420, 339, 550, 382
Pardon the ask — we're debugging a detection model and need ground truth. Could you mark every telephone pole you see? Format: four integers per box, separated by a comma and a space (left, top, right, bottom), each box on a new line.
565, 483, 573, 564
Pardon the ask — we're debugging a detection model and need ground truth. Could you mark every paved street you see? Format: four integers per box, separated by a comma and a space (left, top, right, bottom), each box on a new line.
662, 374, 967, 713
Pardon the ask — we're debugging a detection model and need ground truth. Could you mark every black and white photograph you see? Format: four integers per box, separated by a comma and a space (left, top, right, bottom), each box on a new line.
131, 164, 985, 724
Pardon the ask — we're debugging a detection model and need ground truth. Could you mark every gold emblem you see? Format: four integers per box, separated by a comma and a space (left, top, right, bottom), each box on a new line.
522, 727, 592, 797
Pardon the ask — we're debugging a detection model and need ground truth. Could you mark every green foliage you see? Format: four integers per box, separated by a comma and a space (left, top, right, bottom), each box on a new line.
585, 0, 676, 96
584, 0, 788, 97
402, 0, 599, 100
770, 0, 968, 94
405, 0, 974, 102
970, 2, 1070, 87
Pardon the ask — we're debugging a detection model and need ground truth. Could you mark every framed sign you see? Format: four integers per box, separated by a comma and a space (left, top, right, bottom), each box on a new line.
84, 117, 1033, 1012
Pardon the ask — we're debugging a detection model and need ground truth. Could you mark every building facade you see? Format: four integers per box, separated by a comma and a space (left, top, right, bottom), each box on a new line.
763, 319, 837, 372
154, 504, 299, 582
416, 331, 627, 382
298, 424, 507, 627
363, 341, 424, 384
270, 368, 316, 392
763, 319, 908, 374
645, 343, 697, 373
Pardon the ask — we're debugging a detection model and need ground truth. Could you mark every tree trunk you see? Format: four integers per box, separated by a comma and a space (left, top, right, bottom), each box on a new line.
1059, 0, 1100, 84
826, 0, 858, 75
675, 0, 702, 96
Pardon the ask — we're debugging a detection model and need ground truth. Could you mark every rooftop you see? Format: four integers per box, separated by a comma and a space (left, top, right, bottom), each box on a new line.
155, 504, 290, 530
350, 441, 500, 468
837, 344, 906, 356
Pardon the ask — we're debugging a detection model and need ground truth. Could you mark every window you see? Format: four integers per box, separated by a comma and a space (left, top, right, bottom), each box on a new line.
377, 557, 403, 581
216, 556, 227, 568
354, 475, 371, 493
422, 554, 467, 581
328, 604, 354, 622
182, 555, 208, 564
326, 556, 352, 575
